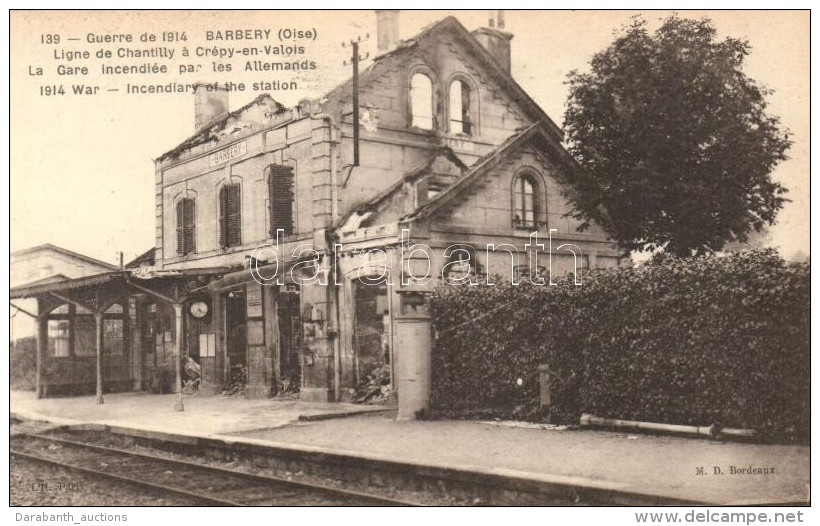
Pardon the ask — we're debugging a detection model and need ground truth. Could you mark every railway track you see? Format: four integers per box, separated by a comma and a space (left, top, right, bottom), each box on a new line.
11, 433, 419, 506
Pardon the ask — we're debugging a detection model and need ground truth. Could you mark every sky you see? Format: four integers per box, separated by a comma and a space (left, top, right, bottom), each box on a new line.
9, 10, 810, 265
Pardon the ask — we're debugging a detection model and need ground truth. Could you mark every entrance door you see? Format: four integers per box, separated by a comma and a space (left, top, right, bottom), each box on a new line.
277, 286, 301, 392
353, 280, 390, 385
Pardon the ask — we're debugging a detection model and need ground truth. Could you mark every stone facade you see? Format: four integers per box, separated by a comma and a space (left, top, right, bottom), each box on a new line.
146, 15, 620, 405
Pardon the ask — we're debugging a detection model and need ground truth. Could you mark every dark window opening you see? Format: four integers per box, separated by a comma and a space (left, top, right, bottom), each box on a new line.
219, 183, 242, 248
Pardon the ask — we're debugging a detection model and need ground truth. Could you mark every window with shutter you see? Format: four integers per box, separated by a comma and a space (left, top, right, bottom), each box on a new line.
267, 165, 294, 237
176, 200, 184, 255
220, 184, 242, 248
176, 198, 196, 256
183, 198, 195, 255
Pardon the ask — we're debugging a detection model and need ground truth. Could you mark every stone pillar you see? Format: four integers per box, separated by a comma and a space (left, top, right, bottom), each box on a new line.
94, 312, 104, 404
35, 309, 47, 399
299, 281, 334, 403
310, 118, 333, 228
173, 303, 184, 411
394, 291, 433, 420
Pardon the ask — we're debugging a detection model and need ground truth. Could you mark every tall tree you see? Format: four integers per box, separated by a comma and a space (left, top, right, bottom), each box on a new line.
563, 15, 791, 256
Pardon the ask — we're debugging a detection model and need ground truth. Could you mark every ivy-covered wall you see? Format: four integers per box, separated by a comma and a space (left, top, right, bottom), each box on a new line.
429, 250, 810, 442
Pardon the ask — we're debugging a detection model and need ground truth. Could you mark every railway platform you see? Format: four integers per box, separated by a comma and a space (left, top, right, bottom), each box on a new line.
10, 390, 810, 506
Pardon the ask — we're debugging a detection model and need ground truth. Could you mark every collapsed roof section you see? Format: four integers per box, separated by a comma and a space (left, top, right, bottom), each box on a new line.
156, 94, 285, 162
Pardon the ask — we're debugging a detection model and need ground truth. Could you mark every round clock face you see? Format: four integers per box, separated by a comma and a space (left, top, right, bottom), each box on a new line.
190, 301, 209, 319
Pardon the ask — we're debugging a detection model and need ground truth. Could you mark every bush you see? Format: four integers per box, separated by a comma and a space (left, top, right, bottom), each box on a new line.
10, 337, 36, 391
429, 250, 810, 442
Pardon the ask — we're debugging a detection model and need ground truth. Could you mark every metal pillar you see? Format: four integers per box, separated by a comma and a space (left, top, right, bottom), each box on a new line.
94, 312, 104, 404
173, 303, 184, 411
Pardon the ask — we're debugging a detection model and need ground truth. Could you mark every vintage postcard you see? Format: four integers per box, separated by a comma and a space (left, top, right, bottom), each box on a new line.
8, 9, 811, 516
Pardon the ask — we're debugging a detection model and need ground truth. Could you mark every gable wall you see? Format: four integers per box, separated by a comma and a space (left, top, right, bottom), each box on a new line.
329, 29, 533, 221
421, 146, 621, 270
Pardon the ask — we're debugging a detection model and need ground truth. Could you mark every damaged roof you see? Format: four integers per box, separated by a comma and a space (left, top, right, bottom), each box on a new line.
324, 16, 564, 142
344, 146, 467, 218
157, 94, 284, 162
159, 15, 565, 163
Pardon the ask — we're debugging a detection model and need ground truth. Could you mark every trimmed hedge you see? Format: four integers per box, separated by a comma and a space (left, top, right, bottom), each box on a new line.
429, 250, 810, 442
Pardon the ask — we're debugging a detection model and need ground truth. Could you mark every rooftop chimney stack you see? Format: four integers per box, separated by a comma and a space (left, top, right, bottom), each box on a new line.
376, 10, 400, 53
472, 10, 513, 74
193, 82, 230, 130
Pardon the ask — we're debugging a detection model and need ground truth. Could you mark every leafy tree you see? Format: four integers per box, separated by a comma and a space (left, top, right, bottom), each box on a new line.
563, 15, 791, 256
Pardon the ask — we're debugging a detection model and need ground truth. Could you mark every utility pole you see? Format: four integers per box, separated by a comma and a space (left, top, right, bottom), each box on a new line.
343, 35, 369, 166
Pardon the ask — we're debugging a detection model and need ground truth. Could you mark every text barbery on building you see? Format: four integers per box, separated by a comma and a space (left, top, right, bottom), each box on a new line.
249, 228, 584, 287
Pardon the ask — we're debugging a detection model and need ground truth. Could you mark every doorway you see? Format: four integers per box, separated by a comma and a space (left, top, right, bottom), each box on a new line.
353, 280, 391, 385
225, 289, 247, 389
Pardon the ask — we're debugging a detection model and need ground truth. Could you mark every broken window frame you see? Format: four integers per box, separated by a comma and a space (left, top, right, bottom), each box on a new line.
448, 78, 473, 136
409, 72, 435, 131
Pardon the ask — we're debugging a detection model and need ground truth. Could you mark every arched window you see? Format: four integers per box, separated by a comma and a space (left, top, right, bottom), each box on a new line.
219, 183, 242, 248
512, 173, 543, 229
448, 79, 471, 135
176, 197, 196, 256
410, 73, 434, 130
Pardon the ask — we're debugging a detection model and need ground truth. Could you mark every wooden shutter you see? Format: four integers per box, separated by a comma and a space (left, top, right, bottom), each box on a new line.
220, 184, 241, 248
176, 200, 185, 255
183, 198, 195, 255
177, 198, 196, 255
268, 165, 294, 237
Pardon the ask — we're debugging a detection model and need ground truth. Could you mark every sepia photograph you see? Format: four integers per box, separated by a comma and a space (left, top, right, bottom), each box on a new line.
7, 7, 811, 516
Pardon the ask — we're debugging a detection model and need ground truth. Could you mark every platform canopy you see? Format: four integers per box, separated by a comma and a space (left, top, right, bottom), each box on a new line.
10, 267, 231, 304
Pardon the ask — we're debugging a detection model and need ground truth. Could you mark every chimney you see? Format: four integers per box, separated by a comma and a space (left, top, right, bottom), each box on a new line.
472, 10, 513, 74
376, 10, 400, 53
193, 82, 229, 130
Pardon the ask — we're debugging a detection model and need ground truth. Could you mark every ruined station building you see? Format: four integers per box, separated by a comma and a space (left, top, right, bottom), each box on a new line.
13, 12, 620, 416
